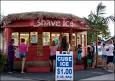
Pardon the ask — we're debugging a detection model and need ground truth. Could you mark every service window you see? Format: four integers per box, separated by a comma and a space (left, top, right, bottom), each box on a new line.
12, 32, 19, 46
63, 33, 69, 43
81, 35, 84, 47
20, 32, 29, 44
43, 32, 50, 46
51, 33, 60, 45
77, 33, 81, 46
71, 33, 76, 46
30, 32, 38, 44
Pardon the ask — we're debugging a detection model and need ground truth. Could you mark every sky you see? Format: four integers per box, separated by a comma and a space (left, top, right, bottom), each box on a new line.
1, 1, 114, 36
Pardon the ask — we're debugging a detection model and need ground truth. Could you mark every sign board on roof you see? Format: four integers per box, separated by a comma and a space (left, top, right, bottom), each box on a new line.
33, 18, 81, 27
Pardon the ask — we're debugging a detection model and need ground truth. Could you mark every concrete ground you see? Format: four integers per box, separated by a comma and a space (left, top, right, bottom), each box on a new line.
0, 68, 114, 81
80, 73, 114, 81
1, 76, 32, 81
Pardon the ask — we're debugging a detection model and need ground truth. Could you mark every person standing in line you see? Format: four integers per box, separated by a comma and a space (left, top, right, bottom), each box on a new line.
97, 42, 102, 54
60, 36, 69, 52
49, 40, 57, 72
87, 47, 92, 69
19, 38, 28, 73
90, 43, 95, 68
57, 34, 63, 51
112, 41, 115, 71
77, 44, 82, 64
101, 43, 107, 69
106, 39, 114, 72
7, 39, 15, 73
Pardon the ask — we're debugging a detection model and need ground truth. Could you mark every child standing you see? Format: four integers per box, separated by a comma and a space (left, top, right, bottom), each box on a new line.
87, 47, 92, 69
77, 44, 82, 64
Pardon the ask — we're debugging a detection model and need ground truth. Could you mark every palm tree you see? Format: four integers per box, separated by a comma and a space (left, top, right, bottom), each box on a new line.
84, 2, 115, 44
0, 14, 4, 21
0, 14, 4, 53
0, 14, 4, 27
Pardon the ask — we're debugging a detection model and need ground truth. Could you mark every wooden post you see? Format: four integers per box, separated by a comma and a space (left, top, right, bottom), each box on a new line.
37, 32, 43, 56
4, 28, 12, 54
76, 33, 77, 47
69, 29, 72, 46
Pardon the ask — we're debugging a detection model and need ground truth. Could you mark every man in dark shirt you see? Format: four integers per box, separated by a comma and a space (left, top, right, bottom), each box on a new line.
90, 43, 95, 67
7, 39, 15, 73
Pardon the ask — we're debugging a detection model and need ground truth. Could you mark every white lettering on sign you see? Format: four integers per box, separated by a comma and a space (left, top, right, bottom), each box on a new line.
70, 21, 74, 27
57, 57, 72, 61
60, 62, 69, 66
50, 20, 55, 26
35, 19, 77, 27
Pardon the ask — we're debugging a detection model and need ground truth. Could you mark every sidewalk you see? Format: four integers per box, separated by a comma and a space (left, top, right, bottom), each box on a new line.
80, 73, 114, 81
1, 75, 32, 81
0, 68, 114, 81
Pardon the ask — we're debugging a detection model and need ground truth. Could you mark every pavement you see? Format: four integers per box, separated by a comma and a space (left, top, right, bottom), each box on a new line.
80, 73, 114, 81
1, 76, 32, 81
0, 68, 115, 81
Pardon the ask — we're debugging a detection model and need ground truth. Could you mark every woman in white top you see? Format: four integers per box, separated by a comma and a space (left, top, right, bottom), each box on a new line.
106, 40, 114, 64
106, 40, 114, 72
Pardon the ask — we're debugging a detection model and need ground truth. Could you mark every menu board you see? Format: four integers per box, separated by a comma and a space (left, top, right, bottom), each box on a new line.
30, 32, 38, 44
37, 32, 43, 56
77, 34, 80, 45
71, 33, 76, 46
43, 32, 50, 45
20, 33, 29, 44
51, 33, 60, 45
12, 32, 19, 46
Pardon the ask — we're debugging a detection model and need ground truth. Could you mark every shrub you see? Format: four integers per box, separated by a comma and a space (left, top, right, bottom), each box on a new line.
0, 52, 7, 72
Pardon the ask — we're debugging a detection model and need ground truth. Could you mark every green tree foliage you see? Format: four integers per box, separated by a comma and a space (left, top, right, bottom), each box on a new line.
84, 2, 115, 44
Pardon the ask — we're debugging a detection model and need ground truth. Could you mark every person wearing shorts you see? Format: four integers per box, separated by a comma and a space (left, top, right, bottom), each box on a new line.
106, 40, 114, 72
19, 53, 27, 59
49, 40, 57, 72
19, 38, 28, 73
107, 56, 113, 64
101, 43, 107, 69
87, 47, 92, 69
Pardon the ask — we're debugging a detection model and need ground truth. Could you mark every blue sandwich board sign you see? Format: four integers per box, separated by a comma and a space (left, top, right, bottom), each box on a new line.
55, 51, 73, 81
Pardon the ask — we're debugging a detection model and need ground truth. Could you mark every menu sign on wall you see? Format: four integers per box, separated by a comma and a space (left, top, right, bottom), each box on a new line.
30, 32, 38, 44
12, 32, 19, 46
43, 32, 50, 46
